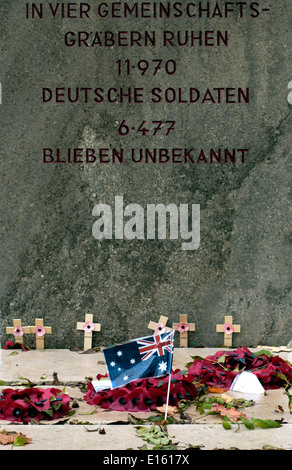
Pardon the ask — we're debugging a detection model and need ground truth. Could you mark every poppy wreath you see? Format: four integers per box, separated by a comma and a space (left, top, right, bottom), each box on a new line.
84, 370, 198, 412
84, 346, 292, 412
187, 346, 292, 390
0, 387, 71, 423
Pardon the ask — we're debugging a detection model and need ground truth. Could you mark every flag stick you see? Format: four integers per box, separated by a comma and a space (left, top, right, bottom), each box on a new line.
164, 370, 172, 420
164, 329, 175, 420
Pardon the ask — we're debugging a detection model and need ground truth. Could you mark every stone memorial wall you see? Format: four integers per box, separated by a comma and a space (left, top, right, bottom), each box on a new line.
1, 1, 291, 349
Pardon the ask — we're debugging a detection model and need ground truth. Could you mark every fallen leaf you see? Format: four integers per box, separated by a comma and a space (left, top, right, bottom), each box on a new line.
275, 405, 284, 413
71, 398, 79, 408
262, 445, 284, 450
208, 387, 228, 394
250, 418, 282, 429
0, 433, 17, 445
222, 418, 232, 429
240, 415, 254, 429
221, 393, 234, 403
0, 430, 32, 446
84, 426, 106, 434
217, 354, 226, 364
135, 425, 172, 447
52, 371, 59, 384
212, 403, 247, 422
13, 435, 27, 447
156, 404, 178, 416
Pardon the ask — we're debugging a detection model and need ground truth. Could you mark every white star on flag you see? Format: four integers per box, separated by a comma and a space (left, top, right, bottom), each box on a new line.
158, 361, 168, 373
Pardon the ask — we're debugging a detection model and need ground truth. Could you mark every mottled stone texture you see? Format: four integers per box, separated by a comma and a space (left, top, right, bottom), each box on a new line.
1, 1, 291, 349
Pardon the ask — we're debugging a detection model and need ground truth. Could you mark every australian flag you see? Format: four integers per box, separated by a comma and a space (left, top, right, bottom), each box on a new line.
103, 331, 175, 389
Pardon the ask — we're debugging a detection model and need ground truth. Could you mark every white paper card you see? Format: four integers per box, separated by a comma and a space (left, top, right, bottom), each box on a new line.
230, 371, 265, 394
92, 379, 112, 392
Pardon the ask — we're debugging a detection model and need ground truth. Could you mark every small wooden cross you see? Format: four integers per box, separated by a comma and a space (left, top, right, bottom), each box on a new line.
216, 315, 241, 347
76, 313, 101, 350
148, 315, 172, 334
31, 318, 52, 349
172, 314, 195, 347
6, 319, 31, 344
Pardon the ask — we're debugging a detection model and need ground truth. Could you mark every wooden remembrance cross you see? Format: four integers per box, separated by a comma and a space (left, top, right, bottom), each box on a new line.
172, 314, 195, 347
77, 313, 101, 350
31, 318, 52, 349
148, 315, 172, 334
6, 319, 31, 344
216, 315, 241, 347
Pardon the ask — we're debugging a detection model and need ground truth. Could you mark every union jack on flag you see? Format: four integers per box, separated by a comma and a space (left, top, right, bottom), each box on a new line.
138, 332, 174, 361
103, 331, 175, 389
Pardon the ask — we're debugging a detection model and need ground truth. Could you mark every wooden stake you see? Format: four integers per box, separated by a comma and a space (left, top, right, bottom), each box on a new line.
216, 315, 241, 347
31, 318, 52, 349
172, 314, 195, 347
148, 315, 172, 334
77, 313, 101, 350
6, 319, 31, 344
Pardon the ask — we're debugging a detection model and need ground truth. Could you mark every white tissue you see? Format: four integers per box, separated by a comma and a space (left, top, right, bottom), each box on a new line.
230, 371, 265, 394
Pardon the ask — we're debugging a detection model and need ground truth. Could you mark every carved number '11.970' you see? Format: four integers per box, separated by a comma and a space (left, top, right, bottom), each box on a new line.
116, 59, 177, 76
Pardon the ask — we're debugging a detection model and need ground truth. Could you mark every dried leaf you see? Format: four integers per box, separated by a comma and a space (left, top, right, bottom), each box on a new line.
208, 387, 228, 394
84, 426, 106, 434
156, 404, 178, 416
16, 374, 36, 387
262, 445, 285, 450
0, 433, 18, 445
275, 405, 284, 413
0, 430, 32, 446
52, 371, 59, 384
212, 403, 246, 422
71, 398, 79, 408
221, 393, 234, 403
